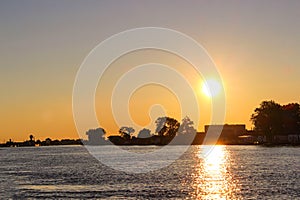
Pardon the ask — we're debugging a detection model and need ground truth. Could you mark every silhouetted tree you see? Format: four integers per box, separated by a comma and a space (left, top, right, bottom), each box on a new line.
282, 103, 300, 135
155, 116, 180, 137
45, 138, 52, 145
119, 126, 135, 139
178, 116, 197, 135
155, 117, 167, 136
36, 139, 41, 146
86, 127, 107, 144
137, 128, 152, 138
251, 100, 283, 142
29, 134, 34, 141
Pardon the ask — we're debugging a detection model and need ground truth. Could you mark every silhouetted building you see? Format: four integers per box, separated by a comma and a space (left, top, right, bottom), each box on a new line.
192, 132, 206, 145
205, 124, 247, 144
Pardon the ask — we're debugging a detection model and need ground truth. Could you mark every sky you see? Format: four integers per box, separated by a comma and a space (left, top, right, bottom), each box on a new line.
1, 0, 300, 142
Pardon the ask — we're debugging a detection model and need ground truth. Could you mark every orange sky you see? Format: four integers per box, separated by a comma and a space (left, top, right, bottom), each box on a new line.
1, 1, 300, 142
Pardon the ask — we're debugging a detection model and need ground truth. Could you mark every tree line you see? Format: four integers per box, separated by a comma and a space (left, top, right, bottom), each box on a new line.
86, 116, 197, 145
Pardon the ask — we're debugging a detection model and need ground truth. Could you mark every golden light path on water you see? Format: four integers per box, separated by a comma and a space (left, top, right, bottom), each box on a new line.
190, 145, 240, 199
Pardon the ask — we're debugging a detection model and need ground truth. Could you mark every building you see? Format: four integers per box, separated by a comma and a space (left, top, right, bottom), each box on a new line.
204, 124, 247, 144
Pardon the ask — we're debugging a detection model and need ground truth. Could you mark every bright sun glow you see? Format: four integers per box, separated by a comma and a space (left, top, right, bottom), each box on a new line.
202, 79, 222, 97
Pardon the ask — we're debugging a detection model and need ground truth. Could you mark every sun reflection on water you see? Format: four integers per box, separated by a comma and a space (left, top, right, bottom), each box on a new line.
190, 145, 239, 199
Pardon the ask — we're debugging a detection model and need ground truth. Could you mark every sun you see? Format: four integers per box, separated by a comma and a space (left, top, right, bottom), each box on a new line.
202, 79, 222, 97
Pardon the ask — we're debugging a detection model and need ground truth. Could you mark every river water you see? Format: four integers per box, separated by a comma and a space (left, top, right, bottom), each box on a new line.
0, 145, 299, 199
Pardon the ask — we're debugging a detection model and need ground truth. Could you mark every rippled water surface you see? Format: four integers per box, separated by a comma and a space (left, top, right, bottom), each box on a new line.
0, 145, 299, 199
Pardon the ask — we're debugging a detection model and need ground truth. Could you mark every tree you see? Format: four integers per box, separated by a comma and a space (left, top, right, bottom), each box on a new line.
137, 128, 152, 138
282, 103, 300, 135
178, 116, 197, 135
45, 138, 52, 145
86, 127, 107, 145
29, 134, 34, 141
155, 116, 180, 137
86, 127, 106, 138
119, 126, 135, 139
36, 140, 41, 146
251, 100, 283, 142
